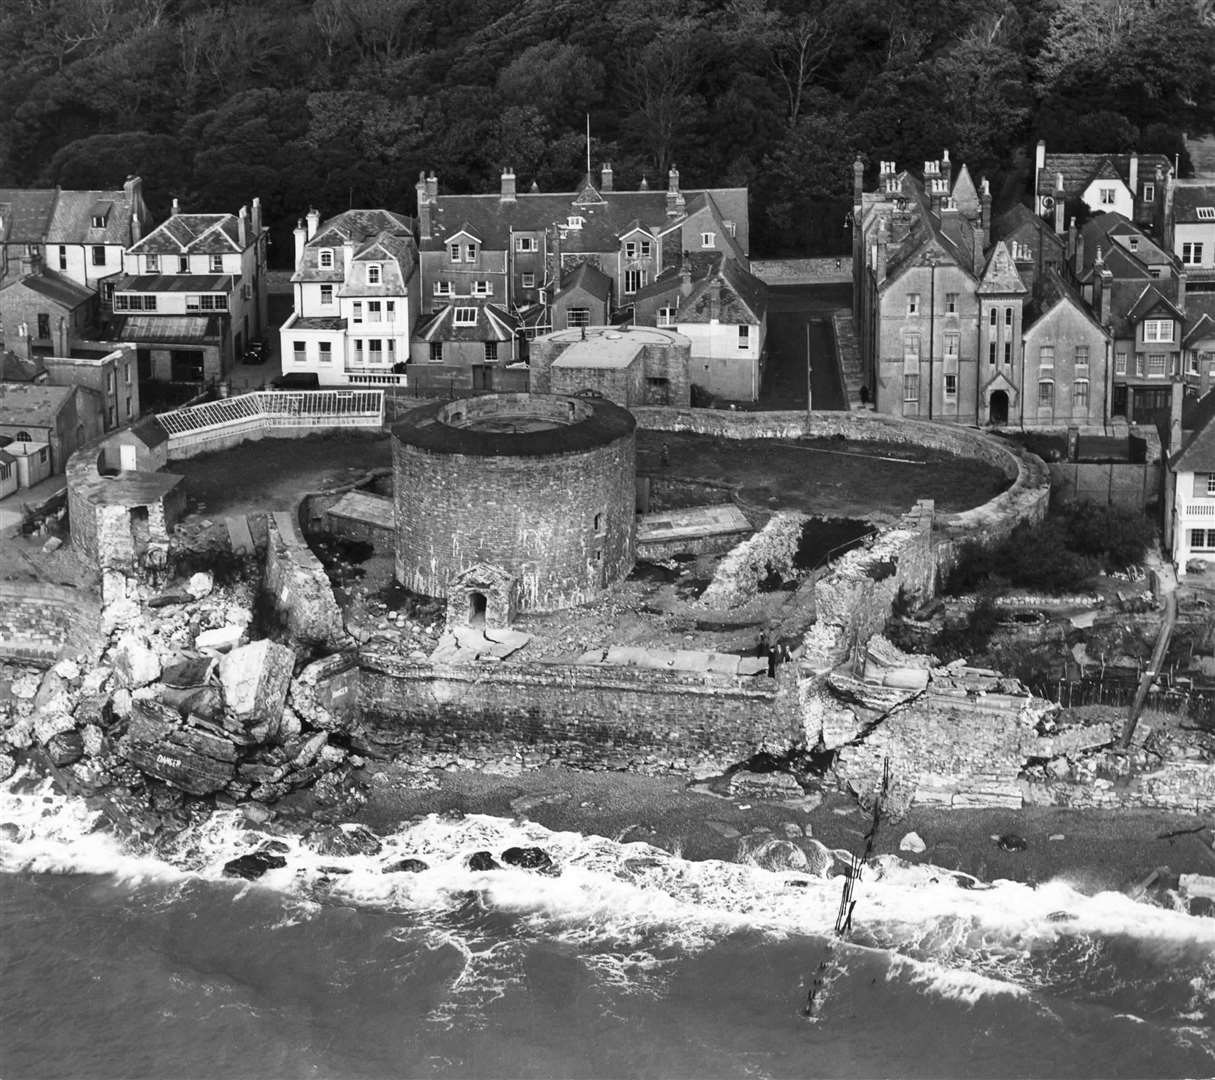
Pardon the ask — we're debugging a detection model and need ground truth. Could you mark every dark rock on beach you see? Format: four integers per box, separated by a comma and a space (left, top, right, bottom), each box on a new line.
467, 851, 500, 871
304, 823, 382, 858
501, 846, 554, 871
382, 858, 429, 874
223, 851, 288, 879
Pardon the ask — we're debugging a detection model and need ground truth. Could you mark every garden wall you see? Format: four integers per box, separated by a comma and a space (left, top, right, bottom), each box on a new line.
0, 581, 101, 666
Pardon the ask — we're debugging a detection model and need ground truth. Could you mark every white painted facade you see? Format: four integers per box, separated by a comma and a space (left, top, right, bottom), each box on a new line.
1172, 468, 1215, 574
675, 319, 766, 401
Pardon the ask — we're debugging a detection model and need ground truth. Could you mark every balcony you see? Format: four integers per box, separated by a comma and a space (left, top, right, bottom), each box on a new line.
345, 366, 407, 386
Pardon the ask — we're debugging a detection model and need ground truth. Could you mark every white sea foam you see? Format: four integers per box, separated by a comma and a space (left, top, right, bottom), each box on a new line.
6, 768, 1215, 1016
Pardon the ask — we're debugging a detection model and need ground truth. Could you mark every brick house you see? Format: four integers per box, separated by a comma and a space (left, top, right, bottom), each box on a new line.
109, 199, 269, 384
0, 177, 151, 290
413, 165, 751, 388
280, 208, 419, 387
1033, 142, 1171, 232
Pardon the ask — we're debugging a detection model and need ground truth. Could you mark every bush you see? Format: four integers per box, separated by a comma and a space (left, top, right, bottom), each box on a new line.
933, 595, 1001, 662
1060, 501, 1154, 572
946, 520, 1099, 595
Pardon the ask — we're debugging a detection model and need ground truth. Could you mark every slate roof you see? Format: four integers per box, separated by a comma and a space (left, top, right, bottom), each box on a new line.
414, 303, 519, 343
1183, 311, 1215, 348
293, 209, 416, 286
1173, 182, 1215, 223
1174, 400, 1215, 472
5, 268, 95, 309
635, 255, 767, 325
978, 242, 1028, 295
0, 350, 47, 383
1037, 153, 1171, 197
0, 190, 60, 244
993, 203, 1066, 263
422, 187, 750, 257
129, 213, 253, 255
1024, 268, 1108, 334
951, 165, 981, 218
46, 188, 146, 246
553, 261, 612, 302
0, 381, 75, 426
1126, 284, 1184, 324
878, 171, 983, 285
130, 416, 169, 448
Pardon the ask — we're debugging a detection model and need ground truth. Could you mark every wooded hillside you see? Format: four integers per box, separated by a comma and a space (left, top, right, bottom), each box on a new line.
1, 0, 1212, 259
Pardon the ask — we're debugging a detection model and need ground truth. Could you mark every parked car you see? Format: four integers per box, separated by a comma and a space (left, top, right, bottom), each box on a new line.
271, 372, 320, 390
240, 339, 268, 365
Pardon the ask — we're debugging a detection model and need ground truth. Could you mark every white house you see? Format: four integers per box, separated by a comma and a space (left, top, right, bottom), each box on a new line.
280, 208, 419, 387
1033, 143, 1171, 233
109, 199, 269, 384
1169, 391, 1215, 574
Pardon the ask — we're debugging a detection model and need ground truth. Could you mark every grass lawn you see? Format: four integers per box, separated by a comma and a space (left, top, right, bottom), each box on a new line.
171, 426, 1008, 523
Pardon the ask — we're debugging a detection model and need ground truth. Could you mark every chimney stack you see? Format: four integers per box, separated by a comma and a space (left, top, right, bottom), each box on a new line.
1096, 247, 1113, 328
1178, 267, 1187, 313
343, 239, 355, 277
293, 219, 307, 271
171, 197, 180, 216
426, 172, 438, 199
708, 278, 722, 320
875, 219, 889, 282
1171, 379, 1184, 454
666, 165, 684, 216
416, 172, 431, 238
238, 205, 248, 248
251, 196, 262, 239
941, 149, 951, 189
853, 156, 865, 201
306, 207, 320, 240
1054, 172, 1066, 234
1129, 152, 1139, 201
500, 168, 516, 202
56, 315, 68, 358
601, 162, 613, 193
980, 177, 992, 247
679, 263, 693, 297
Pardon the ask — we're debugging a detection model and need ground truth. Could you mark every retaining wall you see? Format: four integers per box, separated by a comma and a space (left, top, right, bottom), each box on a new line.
751, 258, 852, 285
357, 650, 798, 773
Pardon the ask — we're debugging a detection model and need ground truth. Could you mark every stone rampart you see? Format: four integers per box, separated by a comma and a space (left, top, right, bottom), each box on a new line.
263, 512, 348, 652
356, 650, 797, 774
700, 512, 807, 609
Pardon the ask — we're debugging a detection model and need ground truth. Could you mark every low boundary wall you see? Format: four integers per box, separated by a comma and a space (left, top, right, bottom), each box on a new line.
0, 581, 100, 665
752, 258, 852, 285
631, 407, 1050, 540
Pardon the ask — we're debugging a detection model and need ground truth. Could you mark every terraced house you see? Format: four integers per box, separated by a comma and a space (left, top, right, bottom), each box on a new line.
1033, 142, 1172, 233
412, 165, 765, 399
108, 199, 268, 385
280, 208, 419, 387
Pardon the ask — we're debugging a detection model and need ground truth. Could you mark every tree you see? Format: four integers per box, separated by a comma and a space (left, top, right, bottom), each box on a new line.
619, 25, 701, 176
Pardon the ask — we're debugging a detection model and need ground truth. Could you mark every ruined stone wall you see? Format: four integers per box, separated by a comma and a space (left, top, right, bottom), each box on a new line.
356, 651, 796, 773
262, 513, 348, 651
0, 582, 100, 665
700, 512, 807, 609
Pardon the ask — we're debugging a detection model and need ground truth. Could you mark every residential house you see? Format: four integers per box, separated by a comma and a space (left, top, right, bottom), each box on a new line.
1167, 383, 1215, 574
550, 261, 613, 333
632, 256, 768, 401
1167, 180, 1215, 284
1033, 142, 1171, 233
0, 254, 97, 357
108, 199, 269, 384
0, 445, 17, 498
280, 208, 419, 387
0, 381, 103, 474
413, 165, 751, 390
0, 177, 150, 290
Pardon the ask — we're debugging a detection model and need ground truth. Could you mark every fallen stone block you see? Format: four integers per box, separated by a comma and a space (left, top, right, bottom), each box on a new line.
126, 697, 181, 745
195, 625, 246, 653
112, 634, 162, 688
951, 787, 1024, 810
186, 572, 214, 600
728, 770, 804, 800
1180, 873, 1215, 901
218, 640, 295, 728
44, 729, 84, 767
120, 740, 236, 796
169, 726, 240, 763
899, 831, 926, 854
161, 656, 215, 689
33, 710, 76, 745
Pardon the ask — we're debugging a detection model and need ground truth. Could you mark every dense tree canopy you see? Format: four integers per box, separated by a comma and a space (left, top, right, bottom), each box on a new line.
0, 0, 1212, 259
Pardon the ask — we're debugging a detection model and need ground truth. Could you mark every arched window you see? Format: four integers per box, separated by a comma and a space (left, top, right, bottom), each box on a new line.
14, 430, 30, 441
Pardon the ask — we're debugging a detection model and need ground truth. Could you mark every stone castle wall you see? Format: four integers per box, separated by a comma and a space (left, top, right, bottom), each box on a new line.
0, 582, 101, 666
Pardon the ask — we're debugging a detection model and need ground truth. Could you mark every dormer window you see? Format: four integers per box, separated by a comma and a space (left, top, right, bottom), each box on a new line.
178, 255, 189, 273
1128, 237, 1139, 250
146, 254, 159, 273
367, 263, 381, 284
515, 236, 536, 252
1198, 207, 1215, 221
434, 281, 452, 297
700, 232, 716, 248
1143, 183, 1155, 202
1144, 318, 1173, 343
91, 214, 106, 228
472, 281, 492, 297
454, 307, 477, 326
319, 249, 334, 269
464, 243, 477, 262
566, 216, 584, 230
448, 243, 461, 263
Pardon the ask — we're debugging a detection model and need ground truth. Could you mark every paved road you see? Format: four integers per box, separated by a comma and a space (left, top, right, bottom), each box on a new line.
758, 283, 851, 411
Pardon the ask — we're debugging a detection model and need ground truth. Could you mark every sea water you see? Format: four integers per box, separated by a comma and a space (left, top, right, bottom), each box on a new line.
3, 770, 1215, 1080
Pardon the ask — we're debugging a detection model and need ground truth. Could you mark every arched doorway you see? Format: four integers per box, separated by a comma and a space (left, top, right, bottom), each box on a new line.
989, 390, 1009, 426
468, 591, 487, 626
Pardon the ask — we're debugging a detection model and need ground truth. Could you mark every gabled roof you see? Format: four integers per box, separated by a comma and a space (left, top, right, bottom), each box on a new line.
0, 190, 59, 244
47, 187, 146, 247
1126, 284, 1184, 324
4, 267, 95, 308
977, 242, 1028, 295
129, 212, 254, 256
414, 303, 519, 343
1024, 268, 1108, 336
554, 261, 612, 302
1037, 152, 1171, 197
293, 208, 416, 285
993, 203, 1066, 263
421, 186, 750, 256
877, 170, 982, 285
951, 165, 981, 218
1173, 182, 1215, 224
1184, 311, 1215, 348
130, 415, 169, 449
1174, 400, 1215, 473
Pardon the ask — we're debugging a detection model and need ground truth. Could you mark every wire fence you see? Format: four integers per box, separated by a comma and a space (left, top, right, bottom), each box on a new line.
1028, 675, 1215, 729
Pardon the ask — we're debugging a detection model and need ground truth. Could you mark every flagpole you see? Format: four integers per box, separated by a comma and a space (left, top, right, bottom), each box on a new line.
586, 114, 591, 177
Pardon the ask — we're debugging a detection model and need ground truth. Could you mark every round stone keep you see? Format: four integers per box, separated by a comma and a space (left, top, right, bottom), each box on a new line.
391, 392, 636, 613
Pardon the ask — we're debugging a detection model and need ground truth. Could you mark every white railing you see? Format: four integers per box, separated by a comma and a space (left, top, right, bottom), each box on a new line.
157, 390, 385, 445
1182, 502, 1215, 518
346, 369, 408, 386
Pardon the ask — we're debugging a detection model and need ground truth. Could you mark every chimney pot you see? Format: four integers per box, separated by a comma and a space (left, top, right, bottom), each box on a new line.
500, 168, 516, 202
171, 197, 180, 216
601, 162, 613, 193
306, 207, 320, 240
